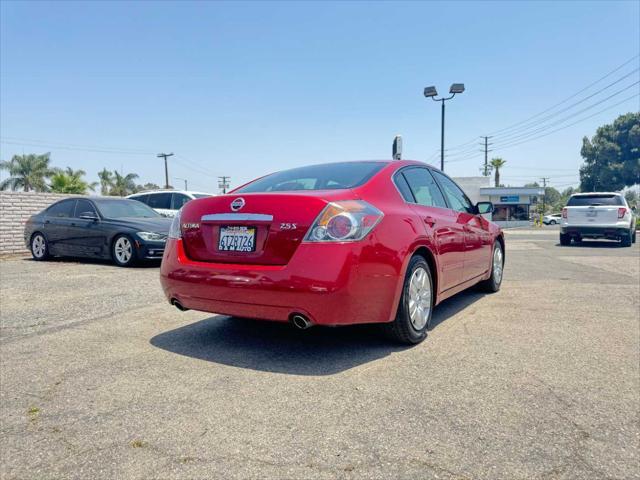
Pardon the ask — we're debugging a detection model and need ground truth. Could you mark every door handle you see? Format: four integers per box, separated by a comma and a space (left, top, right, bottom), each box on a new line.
423, 216, 436, 227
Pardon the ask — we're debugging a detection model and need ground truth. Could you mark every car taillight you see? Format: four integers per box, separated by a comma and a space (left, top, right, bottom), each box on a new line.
618, 207, 627, 219
562, 208, 567, 219
168, 208, 182, 239
305, 200, 383, 242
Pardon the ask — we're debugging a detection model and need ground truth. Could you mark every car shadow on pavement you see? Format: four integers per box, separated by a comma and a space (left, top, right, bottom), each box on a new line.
22, 257, 161, 268
555, 240, 626, 248
150, 290, 485, 376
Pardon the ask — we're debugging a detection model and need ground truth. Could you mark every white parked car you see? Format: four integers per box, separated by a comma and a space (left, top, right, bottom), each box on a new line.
561, 192, 637, 247
127, 190, 213, 217
543, 213, 562, 225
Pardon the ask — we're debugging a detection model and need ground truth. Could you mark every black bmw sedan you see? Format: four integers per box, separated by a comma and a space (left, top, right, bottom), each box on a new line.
24, 197, 172, 267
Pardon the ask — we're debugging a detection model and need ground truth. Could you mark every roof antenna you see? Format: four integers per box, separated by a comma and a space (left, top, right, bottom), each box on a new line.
392, 135, 403, 160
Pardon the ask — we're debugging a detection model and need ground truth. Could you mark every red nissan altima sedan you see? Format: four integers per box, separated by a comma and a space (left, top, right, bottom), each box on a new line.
160, 160, 504, 344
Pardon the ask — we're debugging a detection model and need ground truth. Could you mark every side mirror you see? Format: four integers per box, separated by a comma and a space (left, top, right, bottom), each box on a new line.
476, 202, 493, 215
79, 212, 99, 221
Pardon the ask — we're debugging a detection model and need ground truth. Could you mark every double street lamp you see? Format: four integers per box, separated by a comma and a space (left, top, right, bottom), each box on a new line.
424, 83, 465, 172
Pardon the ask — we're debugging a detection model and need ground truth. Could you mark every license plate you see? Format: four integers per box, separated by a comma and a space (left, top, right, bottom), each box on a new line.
218, 226, 256, 252
586, 210, 598, 217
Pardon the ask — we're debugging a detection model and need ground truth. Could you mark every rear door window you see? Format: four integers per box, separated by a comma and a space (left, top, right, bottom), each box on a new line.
147, 193, 172, 209
393, 172, 415, 202
172, 193, 191, 209
46, 199, 75, 218
130, 194, 149, 205
402, 168, 448, 209
567, 195, 624, 206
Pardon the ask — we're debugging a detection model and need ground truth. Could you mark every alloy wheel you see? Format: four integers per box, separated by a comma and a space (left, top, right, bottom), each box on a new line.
32, 235, 46, 258
114, 236, 133, 264
408, 266, 432, 330
493, 246, 504, 284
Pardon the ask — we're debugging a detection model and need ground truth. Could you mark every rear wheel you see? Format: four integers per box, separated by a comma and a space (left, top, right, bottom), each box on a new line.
30, 233, 50, 261
385, 256, 433, 345
550, 220, 557, 225
621, 230, 632, 247
478, 242, 504, 293
112, 235, 137, 267
559, 233, 571, 246
633, 229, 636, 244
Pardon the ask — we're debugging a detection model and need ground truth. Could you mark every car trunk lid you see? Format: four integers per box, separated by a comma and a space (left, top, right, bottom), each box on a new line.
179, 191, 356, 265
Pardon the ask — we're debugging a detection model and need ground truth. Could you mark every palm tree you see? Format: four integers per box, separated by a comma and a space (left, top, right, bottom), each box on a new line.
109, 171, 139, 196
490, 157, 507, 187
50, 167, 97, 194
98, 168, 114, 195
0, 153, 55, 192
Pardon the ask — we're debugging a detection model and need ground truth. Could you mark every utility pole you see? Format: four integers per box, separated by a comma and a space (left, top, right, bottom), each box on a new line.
218, 176, 230, 194
175, 177, 187, 190
540, 177, 550, 214
481, 136, 493, 176
157, 153, 174, 188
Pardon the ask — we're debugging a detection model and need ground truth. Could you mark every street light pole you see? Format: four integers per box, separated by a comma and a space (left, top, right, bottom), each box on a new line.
424, 84, 465, 172
440, 99, 445, 172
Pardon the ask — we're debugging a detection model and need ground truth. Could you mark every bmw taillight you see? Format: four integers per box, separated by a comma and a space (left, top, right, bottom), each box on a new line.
618, 207, 627, 219
168, 208, 182, 239
562, 208, 567, 219
305, 200, 383, 242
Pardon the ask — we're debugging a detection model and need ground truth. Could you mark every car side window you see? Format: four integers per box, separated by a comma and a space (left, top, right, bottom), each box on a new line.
393, 172, 415, 202
402, 168, 448, 209
147, 193, 171, 209
74, 199, 97, 218
431, 171, 474, 214
46, 199, 75, 218
130, 194, 149, 205
172, 193, 191, 209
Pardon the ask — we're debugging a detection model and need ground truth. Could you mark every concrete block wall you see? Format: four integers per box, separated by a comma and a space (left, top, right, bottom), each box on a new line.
0, 192, 85, 255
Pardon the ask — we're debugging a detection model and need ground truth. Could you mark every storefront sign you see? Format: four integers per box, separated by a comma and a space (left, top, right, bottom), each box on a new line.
500, 195, 520, 203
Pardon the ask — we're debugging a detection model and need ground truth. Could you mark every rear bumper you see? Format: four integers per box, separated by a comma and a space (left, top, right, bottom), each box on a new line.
159, 238, 401, 326
561, 225, 631, 238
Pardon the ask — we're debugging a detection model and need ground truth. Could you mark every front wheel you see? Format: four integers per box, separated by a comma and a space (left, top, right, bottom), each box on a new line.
385, 255, 433, 345
112, 234, 137, 267
30, 233, 50, 261
478, 242, 504, 293
550, 220, 557, 225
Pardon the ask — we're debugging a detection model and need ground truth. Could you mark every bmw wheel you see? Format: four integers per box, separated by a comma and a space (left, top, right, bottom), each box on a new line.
112, 234, 137, 267
385, 255, 433, 345
479, 241, 504, 293
30, 233, 50, 261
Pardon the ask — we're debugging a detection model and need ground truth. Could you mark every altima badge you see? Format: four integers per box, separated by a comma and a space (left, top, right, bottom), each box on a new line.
230, 198, 245, 211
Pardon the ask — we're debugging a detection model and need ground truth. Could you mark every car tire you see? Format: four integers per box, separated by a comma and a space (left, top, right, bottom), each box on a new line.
30, 232, 50, 261
632, 229, 636, 244
550, 220, 557, 225
478, 241, 504, 293
621, 230, 632, 247
385, 255, 433, 345
112, 234, 138, 267
559, 233, 571, 246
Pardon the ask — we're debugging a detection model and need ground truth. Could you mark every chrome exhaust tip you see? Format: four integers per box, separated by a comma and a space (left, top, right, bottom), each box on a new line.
171, 298, 189, 312
291, 314, 312, 330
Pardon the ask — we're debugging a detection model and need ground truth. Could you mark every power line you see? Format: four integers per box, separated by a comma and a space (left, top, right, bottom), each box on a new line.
492, 71, 639, 143
485, 54, 639, 137
493, 91, 639, 151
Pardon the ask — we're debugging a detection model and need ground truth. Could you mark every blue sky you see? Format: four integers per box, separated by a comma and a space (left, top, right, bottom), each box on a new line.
1, 1, 639, 192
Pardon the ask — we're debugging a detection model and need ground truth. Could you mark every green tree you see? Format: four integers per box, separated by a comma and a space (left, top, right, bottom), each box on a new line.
625, 189, 638, 206
109, 171, 139, 196
579, 112, 640, 191
98, 168, 114, 195
50, 167, 97, 194
0, 153, 55, 192
490, 157, 506, 187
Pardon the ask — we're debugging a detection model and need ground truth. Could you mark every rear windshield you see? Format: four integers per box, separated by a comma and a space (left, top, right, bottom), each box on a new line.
567, 194, 624, 207
193, 194, 212, 199
234, 162, 386, 193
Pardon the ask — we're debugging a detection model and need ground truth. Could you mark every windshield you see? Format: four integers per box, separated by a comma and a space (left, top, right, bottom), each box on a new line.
234, 162, 386, 193
94, 199, 161, 218
567, 195, 623, 207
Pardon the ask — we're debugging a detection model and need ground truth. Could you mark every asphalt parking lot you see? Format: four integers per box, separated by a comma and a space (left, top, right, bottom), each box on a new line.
1, 227, 638, 480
